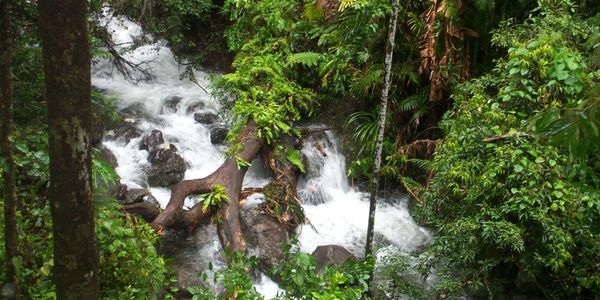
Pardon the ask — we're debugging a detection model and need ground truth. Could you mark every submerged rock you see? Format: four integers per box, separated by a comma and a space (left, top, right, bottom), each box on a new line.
193, 111, 219, 124
185, 101, 206, 114
311, 245, 356, 272
162, 95, 182, 113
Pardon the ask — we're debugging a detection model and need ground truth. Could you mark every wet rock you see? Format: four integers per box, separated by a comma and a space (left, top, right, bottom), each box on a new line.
185, 101, 206, 114
147, 145, 186, 187
143, 194, 161, 208
147, 143, 178, 164
97, 145, 118, 169
106, 118, 142, 143
210, 126, 229, 145
162, 95, 182, 113
140, 129, 165, 151
121, 188, 149, 205
193, 112, 219, 124
311, 245, 356, 272
240, 203, 288, 280
122, 197, 161, 222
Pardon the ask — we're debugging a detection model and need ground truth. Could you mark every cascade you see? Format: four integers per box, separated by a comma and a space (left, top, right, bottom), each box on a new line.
92, 11, 431, 298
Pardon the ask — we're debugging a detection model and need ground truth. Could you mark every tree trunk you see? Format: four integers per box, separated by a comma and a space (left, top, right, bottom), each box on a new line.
0, 0, 20, 298
365, 0, 400, 258
39, 1, 100, 298
152, 120, 262, 252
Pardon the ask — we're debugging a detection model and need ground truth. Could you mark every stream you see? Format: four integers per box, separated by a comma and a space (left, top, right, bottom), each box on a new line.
92, 12, 432, 298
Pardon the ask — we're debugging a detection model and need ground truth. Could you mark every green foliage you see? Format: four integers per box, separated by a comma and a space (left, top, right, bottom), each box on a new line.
287, 52, 321, 67
374, 253, 427, 299
274, 242, 373, 299
187, 251, 264, 300
0, 129, 170, 299
285, 148, 305, 173
94, 197, 170, 299
417, 2, 600, 297
198, 184, 230, 210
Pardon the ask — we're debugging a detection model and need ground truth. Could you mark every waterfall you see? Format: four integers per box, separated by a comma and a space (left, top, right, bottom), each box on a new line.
92, 11, 431, 298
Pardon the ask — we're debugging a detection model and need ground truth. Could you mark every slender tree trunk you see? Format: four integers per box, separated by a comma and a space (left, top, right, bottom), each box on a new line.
0, 1, 20, 298
39, 1, 100, 298
365, 0, 400, 258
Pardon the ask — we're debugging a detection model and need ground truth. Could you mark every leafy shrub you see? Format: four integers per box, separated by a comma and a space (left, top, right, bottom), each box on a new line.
417, 1, 600, 298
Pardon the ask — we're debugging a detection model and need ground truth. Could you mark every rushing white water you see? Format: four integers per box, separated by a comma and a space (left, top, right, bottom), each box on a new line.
296, 132, 431, 256
93, 11, 431, 298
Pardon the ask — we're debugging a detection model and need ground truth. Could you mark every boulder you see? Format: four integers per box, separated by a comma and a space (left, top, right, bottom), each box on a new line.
193, 112, 219, 124
210, 126, 229, 145
121, 188, 150, 205
140, 129, 165, 151
147, 143, 178, 164
146, 145, 186, 187
240, 203, 289, 279
311, 245, 356, 272
143, 194, 161, 208
162, 95, 182, 113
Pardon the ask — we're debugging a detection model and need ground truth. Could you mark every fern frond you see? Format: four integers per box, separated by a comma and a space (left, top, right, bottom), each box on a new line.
287, 52, 321, 67
398, 93, 427, 112
408, 158, 436, 173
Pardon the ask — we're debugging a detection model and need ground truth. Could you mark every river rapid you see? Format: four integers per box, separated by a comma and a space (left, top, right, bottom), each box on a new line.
92, 11, 431, 298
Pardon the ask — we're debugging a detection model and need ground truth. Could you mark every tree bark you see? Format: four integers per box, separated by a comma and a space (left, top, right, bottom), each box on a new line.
39, 1, 100, 298
151, 123, 326, 253
0, 0, 20, 298
365, 0, 400, 258
152, 120, 261, 252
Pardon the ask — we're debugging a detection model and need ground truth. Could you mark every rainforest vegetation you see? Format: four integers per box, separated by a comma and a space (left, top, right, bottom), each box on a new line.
1, 0, 599, 299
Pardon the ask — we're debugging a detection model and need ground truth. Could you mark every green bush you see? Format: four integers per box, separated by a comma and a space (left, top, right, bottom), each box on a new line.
417, 1, 600, 298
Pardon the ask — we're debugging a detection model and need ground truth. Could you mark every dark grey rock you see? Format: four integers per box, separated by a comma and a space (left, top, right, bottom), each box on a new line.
121, 188, 150, 205
311, 245, 356, 272
147, 146, 186, 187
240, 203, 288, 280
193, 112, 219, 124
140, 129, 165, 151
210, 126, 229, 145
147, 143, 178, 164
143, 194, 161, 208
